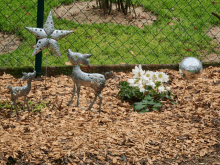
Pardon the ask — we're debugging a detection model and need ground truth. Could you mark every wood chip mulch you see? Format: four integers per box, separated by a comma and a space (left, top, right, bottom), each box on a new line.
0, 66, 220, 165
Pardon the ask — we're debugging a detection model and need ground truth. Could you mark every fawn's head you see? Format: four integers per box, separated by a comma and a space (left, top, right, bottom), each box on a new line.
67, 49, 92, 66
22, 71, 36, 81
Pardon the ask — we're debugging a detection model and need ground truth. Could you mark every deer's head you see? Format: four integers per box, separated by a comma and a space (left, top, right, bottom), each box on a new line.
67, 49, 92, 66
22, 71, 36, 81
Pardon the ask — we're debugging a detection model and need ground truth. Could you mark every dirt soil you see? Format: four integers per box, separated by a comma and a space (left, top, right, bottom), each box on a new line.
0, 32, 21, 55
0, 66, 220, 164
204, 26, 220, 63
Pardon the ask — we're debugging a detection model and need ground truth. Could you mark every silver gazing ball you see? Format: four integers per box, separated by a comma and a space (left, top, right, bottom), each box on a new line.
179, 57, 203, 80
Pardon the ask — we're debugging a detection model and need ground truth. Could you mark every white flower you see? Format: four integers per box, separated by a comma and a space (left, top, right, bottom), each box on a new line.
139, 87, 146, 93
146, 81, 156, 90
132, 64, 145, 79
163, 73, 169, 82
140, 75, 156, 90
158, 85, 170, 93
145, 71, 155, 81
158, 85, 166, 93
127, 79, 135, 85
154, 71, 164, 82
165, 86, 170, 91
128, 66, 171, 96
131, 82, 139, 87
154, 71, 169, 83
137, 79, 148, 93
137, 79, 143, 88
127, 79, 139, 87
140, 75, 151, 85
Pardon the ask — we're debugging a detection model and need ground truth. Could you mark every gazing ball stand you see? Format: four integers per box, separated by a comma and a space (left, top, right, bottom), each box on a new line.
179, 57, 203, 106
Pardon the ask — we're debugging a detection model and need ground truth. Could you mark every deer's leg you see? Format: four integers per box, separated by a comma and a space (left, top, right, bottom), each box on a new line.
23, 96, 26, 110
15, 101, 18, 116
24, 96, 30, 112
88, 94, 97, 110
14, 100, 19, 116
76, 84, 81, 107
24, 96, 30, 120
98, 93, 103, 112
14, 101, 21, 122
26, 98, 30, 112
67, 83, 76, 106
10, 101, 13, 117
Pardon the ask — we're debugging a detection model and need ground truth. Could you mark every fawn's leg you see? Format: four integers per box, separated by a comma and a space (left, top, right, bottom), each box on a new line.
88, 94, 97, 110
23, 96, 26, 110
13, 101, 20, 121
14, 101, 19, 116
67, 83, 76, 106
98, 93, 103, 112
24, 96, 30, 112
9, 101, 14, 124
76, 84, 81, 107
26, 98, 30, 112
24, 96, 30, 120
10, 101, 14, 117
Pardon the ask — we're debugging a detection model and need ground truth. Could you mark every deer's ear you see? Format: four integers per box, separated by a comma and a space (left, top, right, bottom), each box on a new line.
84, 54, 92, 58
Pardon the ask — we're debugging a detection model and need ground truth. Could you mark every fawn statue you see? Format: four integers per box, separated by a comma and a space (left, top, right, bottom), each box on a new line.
66, 49, 106, 112
8, 71, 36, 118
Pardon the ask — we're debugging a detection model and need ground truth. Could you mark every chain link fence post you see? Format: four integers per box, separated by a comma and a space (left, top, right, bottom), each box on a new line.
35, 0, 44, 77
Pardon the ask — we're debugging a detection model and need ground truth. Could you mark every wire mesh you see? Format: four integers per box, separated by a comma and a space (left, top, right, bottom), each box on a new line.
0, 0, 220, 70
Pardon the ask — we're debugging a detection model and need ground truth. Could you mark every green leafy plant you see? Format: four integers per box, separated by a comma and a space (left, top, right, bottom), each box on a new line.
34, 102, 47, 112
117, 65, 177, 113
118, 81, 177, 113
0, 100, 11, 110
117, 81, 145, 102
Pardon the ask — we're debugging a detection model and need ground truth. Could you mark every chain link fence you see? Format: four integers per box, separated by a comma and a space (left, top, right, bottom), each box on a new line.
0, 0, 220, 74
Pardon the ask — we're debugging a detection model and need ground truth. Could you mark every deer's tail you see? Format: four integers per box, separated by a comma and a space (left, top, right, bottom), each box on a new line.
8, 85, 12, 92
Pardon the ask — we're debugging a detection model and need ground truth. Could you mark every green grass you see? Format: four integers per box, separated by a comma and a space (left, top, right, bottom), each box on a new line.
0, 0, 220, 68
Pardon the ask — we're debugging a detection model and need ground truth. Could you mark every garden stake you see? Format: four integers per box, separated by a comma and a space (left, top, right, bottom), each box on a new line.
44, 49, 48, 89
25, 11, 73, 88
66, 49, 106, 113
8, 71, 36, 121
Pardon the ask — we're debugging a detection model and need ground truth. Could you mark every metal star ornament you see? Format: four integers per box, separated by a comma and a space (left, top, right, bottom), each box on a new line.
25, 11, 73, 58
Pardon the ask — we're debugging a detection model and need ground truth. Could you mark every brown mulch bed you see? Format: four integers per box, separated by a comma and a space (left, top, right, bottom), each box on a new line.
0, 66, 220, 165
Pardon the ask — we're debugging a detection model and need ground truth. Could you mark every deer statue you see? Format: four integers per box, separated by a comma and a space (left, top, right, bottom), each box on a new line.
8, 71, 36, 119
66, 49, 106, 113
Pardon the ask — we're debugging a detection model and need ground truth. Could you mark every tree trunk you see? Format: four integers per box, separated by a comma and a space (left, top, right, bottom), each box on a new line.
97, 0, 132, 15
109, 0, 112, 15
120, 0, 125, 13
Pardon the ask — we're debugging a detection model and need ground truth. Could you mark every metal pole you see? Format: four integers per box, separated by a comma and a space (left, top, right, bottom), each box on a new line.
35, 0, 44, 77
